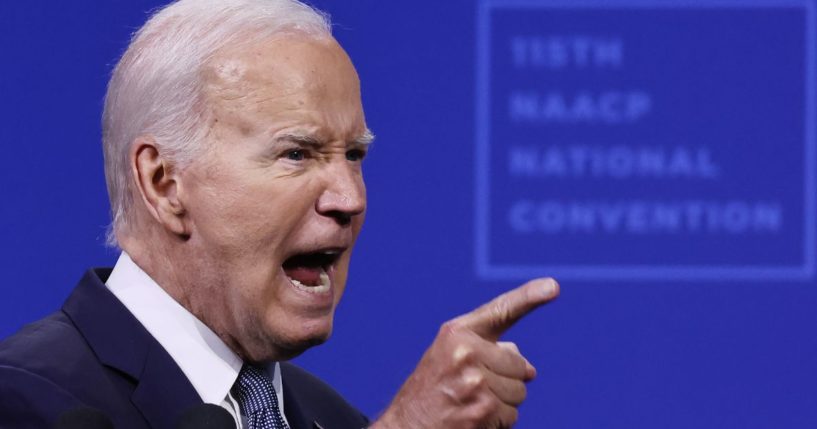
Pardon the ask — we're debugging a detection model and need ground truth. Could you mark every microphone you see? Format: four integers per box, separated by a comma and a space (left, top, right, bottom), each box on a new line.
176, 403, 237, 429
54, 407, 114, 429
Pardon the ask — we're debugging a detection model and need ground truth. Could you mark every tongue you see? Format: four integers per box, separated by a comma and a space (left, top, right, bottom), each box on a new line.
284, 266, 323, 286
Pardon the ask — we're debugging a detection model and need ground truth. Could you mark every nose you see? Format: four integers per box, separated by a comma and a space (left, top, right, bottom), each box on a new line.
316, 163, 366, 226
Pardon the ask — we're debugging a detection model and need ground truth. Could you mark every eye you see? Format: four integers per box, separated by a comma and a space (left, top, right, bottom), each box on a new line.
346, 148, 367, 162
284, 149, 308, 161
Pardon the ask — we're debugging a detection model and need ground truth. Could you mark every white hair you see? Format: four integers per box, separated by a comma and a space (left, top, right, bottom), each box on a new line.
102, 0, 332, 246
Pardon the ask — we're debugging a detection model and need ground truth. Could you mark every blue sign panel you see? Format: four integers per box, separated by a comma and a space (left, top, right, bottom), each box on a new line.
475, 0, 817, 280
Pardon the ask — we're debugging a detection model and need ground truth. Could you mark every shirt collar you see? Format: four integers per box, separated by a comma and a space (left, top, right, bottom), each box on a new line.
105, 252, 283, 408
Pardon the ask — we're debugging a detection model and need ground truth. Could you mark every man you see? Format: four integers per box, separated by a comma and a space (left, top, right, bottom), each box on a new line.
0, 0, 559, 428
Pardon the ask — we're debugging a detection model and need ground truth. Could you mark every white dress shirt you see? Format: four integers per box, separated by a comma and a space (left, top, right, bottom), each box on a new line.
105, 252, 289, 428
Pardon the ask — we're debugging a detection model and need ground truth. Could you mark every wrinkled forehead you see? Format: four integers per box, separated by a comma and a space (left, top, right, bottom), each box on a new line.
205, 35, 359, 100
201, 33, 365, 138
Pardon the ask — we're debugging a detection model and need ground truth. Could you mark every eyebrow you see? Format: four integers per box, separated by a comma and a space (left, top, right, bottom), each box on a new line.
274, 128, 376, 148
354, 129, 376, 147
275, 133, 323, 149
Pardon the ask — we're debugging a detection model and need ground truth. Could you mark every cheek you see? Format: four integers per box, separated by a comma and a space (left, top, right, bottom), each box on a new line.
193, 193, 267, 251
333, 252, 354, 293
184, 168, 253, 240
187, 176, 303, 251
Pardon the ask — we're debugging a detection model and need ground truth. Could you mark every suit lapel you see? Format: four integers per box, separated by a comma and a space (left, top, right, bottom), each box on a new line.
280, 363, 323, 429
63, 269, 202, 428
130, 340, 202, 428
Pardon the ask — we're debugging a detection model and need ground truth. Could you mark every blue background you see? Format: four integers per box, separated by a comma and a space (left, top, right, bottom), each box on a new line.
487, 8, 806, 268
1, 1, 816, 428
477, 1, 817, 276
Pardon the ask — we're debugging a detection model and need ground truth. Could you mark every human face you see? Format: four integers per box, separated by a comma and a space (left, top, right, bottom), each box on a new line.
176, 35, 369, 362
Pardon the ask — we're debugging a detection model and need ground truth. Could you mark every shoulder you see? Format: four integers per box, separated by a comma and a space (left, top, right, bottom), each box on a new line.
0, 312, 91, 427
281, 362, 370, 428
0, 311, 95, 379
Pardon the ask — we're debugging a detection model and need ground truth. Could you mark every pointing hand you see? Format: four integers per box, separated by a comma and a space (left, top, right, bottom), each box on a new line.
372, 278, 560, 429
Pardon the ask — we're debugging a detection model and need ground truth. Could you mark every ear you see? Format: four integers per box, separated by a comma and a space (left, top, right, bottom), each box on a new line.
131, 136, 189, 238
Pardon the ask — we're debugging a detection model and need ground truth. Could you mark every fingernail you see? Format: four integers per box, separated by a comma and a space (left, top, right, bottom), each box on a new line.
537, 278, 559, 299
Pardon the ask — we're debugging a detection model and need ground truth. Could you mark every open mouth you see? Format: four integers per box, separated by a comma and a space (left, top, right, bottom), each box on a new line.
282, 249, 342, 294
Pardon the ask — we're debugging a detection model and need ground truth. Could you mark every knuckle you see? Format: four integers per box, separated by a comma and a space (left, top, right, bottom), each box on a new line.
460, 408, 483, 427
464, 368, 486, 390
458, 368, 487, 397
440, 320, 463, 337
497, 341, 521, 355
462, 396, 498, 425
489, 299, 513, 328
452, 344, 475, 367
478, 397, 500, 419
484, 398, 501, 417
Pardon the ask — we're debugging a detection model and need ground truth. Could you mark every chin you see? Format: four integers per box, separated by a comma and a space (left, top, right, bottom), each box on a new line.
272, 335, 331, 361
243, 318, 335, 363
283, 317, 335, 351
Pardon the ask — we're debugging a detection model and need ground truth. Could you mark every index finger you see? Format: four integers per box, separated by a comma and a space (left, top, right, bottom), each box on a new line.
455, 278, 560, 341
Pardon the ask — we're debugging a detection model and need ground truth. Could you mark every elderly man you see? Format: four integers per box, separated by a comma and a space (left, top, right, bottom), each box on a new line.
0, 0, 559, 428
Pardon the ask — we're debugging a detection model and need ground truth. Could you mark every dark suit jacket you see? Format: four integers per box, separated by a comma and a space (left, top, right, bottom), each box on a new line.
0, 269, 369, 429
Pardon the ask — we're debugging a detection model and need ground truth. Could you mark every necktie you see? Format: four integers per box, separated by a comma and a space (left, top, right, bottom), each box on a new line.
233, 365, 290, 429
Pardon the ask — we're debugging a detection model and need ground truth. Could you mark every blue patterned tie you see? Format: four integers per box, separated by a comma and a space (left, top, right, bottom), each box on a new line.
233, 365, 290, 429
